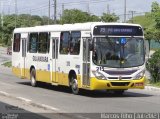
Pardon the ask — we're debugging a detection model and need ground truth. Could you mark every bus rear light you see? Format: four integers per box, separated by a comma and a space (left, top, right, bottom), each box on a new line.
135, 82, 144, 87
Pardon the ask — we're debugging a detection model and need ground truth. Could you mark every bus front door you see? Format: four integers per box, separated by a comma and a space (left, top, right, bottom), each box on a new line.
51, 38, 59, 83
21, 38, 27, 78
82, 38, 90, 86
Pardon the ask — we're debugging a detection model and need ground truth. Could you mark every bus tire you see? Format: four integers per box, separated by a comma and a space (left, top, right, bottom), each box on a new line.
30, 68, 37, 87
70, 75, 79, 95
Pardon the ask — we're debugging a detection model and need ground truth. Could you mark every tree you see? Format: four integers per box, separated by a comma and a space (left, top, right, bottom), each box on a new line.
153, 30, 160, 42
0, 14, 54, 46
151, 2, 160, 28
100, 13, 119, 22
144, 28, 155, 51
60, 9, 91, 24
60, 9, 119, 24
151, 1, 159, 13
89, 15, 100, 22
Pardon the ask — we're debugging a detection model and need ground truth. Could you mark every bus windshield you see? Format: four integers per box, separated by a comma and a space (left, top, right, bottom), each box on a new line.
92, 37, 145, 68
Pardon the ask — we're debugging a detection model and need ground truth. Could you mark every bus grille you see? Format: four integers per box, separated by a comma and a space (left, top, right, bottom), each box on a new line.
108, 77, 132, 80
111, 82, 130, 86
104, 70, 137, 75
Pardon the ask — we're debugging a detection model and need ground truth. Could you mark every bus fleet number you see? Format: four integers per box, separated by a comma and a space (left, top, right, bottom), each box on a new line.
96, 67, 104, 71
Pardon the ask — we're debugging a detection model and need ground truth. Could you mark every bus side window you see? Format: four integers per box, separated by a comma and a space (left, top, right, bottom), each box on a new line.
29, 33, 38, 53
60, 32, 70, 54
70, 31, 81, 55
38, 32, 50, 53
13, 33, 21, 52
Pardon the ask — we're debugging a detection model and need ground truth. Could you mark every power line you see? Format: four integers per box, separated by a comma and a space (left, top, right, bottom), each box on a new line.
118, 11, 147, 17
58, 0, 113, 6
129, 10, 136, 23
8, 0, 114, 16
18, 4, 49, 13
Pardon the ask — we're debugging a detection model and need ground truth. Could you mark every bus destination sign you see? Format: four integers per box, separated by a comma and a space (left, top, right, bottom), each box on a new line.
93, 25, 143, 36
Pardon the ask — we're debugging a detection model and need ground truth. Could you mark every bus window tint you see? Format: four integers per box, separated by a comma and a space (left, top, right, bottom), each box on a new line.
29, 33, 38, 53
38, 32, 50, 53
70, 31, 81, 55
13, 33, 21, 52
60, 32, 70, 54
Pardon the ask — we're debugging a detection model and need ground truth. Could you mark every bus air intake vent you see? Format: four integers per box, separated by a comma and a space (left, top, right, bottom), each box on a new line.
111, 82, 130, 86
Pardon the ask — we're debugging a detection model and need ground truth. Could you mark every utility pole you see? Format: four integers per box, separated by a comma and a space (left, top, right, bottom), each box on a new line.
28, 9, 31, 26
48, 0, 50, 25
0, 1, 4, 27
53, 0, 57, 24
129, 11, 136, 23
1, 1, 4, 42
15, 0, 17, 28
107, 4, 110, 14
62, 3, 64, 17
124, 0, 126, 22
87, 0, 90, 14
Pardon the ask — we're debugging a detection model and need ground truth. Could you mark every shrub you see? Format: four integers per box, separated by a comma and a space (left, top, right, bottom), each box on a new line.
146, 49, 160, 82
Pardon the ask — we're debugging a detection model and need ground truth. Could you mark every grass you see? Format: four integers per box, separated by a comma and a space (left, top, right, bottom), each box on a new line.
2, 61, 12, 68
150, 81, 160, 88
146, 76, 160, 88
145, 74, 160, 87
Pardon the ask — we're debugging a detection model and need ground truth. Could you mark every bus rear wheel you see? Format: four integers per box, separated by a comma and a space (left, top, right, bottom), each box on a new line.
30, 68, 37, 87
70, 76, 79, 95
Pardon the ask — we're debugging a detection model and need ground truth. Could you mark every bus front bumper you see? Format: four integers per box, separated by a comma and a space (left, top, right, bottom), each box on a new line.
90, 77, 145, 90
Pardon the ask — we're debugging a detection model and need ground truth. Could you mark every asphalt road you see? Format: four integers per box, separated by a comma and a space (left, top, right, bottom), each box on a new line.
0, 47, 71, 119
0, 47, 160, 119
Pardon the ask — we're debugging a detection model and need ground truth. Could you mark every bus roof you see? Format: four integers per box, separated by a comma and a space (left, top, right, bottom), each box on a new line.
13, 22, 142, 33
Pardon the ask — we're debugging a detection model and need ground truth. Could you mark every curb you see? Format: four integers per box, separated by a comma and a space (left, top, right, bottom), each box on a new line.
145, 86, 160, 91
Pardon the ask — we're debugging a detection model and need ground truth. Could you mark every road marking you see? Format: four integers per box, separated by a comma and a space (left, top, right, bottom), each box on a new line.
76, 115, 91, 119
16, 96, 60, 112
16, 97, 32, 103
0, 90, 61, 112
41, 104, 60, 111
0, 91, 10, 96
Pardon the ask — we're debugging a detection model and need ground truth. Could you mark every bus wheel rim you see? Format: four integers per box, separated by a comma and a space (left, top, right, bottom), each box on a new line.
72, 79, 78, 92
31, 76, 35, 85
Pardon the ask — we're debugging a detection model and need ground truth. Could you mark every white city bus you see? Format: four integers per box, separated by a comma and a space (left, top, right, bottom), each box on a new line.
12, 22, 145, 94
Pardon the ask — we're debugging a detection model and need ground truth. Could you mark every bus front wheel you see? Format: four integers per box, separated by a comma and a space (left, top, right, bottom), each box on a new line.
30, 68, 37, 87
70, 76, 79, 95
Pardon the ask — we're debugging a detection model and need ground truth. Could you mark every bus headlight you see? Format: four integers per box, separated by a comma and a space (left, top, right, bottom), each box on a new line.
134, 70, 145, 79
92, 71, 106, 80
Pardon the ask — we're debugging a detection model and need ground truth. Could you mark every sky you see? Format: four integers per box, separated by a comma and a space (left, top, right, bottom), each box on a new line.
1, 0, 160, 22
